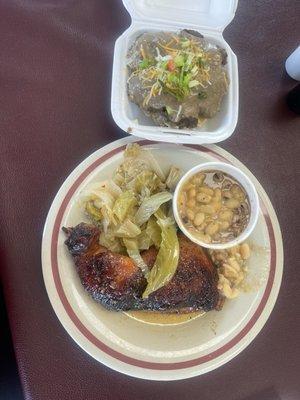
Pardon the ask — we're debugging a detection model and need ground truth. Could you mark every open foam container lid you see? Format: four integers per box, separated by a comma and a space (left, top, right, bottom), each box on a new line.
123, 0, 239, 31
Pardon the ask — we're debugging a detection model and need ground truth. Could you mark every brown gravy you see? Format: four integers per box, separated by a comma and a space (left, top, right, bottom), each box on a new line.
124, 310, 205, 325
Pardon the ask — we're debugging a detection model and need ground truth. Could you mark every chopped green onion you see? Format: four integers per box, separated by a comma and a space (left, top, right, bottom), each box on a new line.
160, 60, 168, 69
183, 73, 191, 87
166, 105, 175, 115
167, 73, 179, 84
174, 54, 185, 67
181, 39, 191, 48
139, 59, 151, 69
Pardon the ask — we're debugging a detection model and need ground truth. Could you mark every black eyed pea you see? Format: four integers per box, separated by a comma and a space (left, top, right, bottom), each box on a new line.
205, 221, 219, 236
198, 204, 215, 215
231, 184, 246, 201
219, 221, 230, 231
194, 212, 205, 226
188, 187, 196, 198
211, 200, 222, 212
222, 179, 232, 190
222, 190, 232, 200
214, 188, 222, 200
196, 232, 212, 244
219, 210, 233, 222
197, 221, 207, 231
196, 193, 212, 204
186, 209, 195, 221
187, 199, 196, 208
193, 173, 205, 185
225, 198, 240, 209
185, 183, 195, 191
199, 186, 214, 196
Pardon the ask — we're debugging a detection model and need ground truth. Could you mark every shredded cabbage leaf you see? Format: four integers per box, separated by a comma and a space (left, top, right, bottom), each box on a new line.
81, 181, 118, 206
132, 170, 165, 194
113, 143, 166, 190
115, 219, 141, 238
105, 180, 122, 197
113, 190, 137, 222
137, 230, 152, 250
135, 192, 173, 226
166, 166, 181, 191
140, 149, 166, 181
83, 143, 181, 292
146, 216, 161, 248
85, 201, 102, 222
99, 232, 125, 254
143, 211, 179, 298
123, 238, 149, 274
101, 204, 117, 233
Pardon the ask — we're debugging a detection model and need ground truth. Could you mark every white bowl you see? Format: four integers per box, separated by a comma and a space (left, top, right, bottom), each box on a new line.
173, 161, 259, 249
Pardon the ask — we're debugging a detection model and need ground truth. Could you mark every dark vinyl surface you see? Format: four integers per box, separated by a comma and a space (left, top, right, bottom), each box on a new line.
0, 0, 299, 399
0, 286, 23, 400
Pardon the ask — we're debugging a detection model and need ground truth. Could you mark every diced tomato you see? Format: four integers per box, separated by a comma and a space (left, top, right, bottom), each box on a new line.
167, 59, 175, 71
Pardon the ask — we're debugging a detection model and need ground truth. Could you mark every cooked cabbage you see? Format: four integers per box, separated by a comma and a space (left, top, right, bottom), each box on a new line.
137, 230, 152, 250
132, 170, 165, 194
85, 201, 102, 222
166, 166, 181, 191
143, 211, 179, 298
135, 192, 173, 226
114, 143, 166, 190
83, 144, 181, 292
115, 219, 141, 238
113, 190, 137, 222
146, 216, 161, 248
123, 238, 149, 274
99, 232, 125, 254
101, 204, 117, 233
105, 180, 122, 197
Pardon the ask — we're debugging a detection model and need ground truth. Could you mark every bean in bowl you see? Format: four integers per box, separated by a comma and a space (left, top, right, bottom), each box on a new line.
177, 170, 250, 244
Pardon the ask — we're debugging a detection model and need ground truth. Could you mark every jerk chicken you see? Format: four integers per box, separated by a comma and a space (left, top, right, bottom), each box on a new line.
63, 223, 221, 313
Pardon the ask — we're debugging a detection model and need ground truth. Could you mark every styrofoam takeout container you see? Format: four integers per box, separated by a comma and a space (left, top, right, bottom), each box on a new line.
111, 0, 239, 144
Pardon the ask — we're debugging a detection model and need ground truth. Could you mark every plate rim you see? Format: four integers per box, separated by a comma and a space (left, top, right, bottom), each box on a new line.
41, 137, 283, 380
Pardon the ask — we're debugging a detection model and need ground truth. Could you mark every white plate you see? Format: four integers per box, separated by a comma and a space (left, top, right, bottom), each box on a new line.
42, 137, 283, 381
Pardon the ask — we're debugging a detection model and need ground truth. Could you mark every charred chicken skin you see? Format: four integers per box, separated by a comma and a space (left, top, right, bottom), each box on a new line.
63, 223, 220, 312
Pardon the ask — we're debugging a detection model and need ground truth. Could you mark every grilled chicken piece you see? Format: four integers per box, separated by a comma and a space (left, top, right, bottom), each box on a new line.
63, 223, 220, 312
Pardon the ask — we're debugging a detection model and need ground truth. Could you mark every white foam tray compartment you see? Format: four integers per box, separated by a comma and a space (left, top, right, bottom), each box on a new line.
111, 0, 239, 144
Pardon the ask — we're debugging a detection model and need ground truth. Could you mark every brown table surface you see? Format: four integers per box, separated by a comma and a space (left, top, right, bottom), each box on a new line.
1, 0, 300, 399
